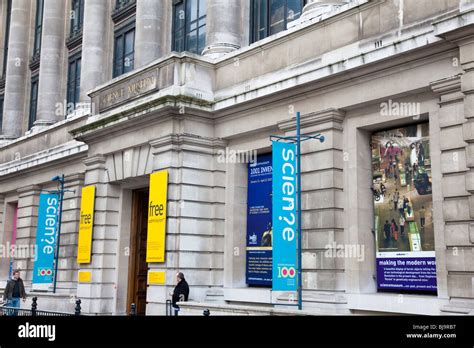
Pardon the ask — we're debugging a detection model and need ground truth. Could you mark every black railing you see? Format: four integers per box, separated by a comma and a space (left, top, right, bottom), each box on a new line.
0, 296, 82, 316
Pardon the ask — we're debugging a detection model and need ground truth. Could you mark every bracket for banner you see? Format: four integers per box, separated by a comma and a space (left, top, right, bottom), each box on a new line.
270, 112, 325, 311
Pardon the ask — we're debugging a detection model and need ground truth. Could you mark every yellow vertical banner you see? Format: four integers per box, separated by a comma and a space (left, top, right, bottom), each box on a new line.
77, 186, 95, 264
146, 171, 168, 263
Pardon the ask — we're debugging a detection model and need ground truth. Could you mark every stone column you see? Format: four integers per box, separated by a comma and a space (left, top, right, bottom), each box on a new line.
79, 0, 110, 103
34, 0, 66, 128
1, 0, 32, 139
301, 0, 348, 21
134, 0, 166, 68
202, 0, 242, 59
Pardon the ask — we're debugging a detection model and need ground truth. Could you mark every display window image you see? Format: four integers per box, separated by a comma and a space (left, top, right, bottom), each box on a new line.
372, 123, 437, 293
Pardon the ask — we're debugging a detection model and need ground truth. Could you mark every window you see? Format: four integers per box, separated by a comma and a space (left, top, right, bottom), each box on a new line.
0, 95, 4, 133
113, 22, 135, 78
250, 0, 305, 43
33, 0, 44, 57
70, 0, 84, 37
66, 53, 81, 114
172, 0, 207, 55
115, 0, 134, 10
2, 0, 12, 77
28, 76, 39, 129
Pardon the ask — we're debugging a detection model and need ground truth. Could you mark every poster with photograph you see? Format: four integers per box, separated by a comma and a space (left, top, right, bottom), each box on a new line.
372, 123, 437, 293
246, 154, 273, 286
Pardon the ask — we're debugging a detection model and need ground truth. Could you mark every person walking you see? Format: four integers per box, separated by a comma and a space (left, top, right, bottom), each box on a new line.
420, 206, 426, 229
171, 272, 189, 316
391, 219, 399, 242
399, 215, 405, 236
3, 270, 26, 316
393, 189, 399, 211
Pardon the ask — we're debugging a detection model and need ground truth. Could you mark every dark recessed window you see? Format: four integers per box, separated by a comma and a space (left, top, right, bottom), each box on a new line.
33, 0, 44, 58
172, 0, 207, 55
70, 0, 84, 37
115, 0, 134, 11
0, 95, 4, 133
2, 0, 12, 77
66, 53, 81, 114
28, 76, 39, 129
113, 22, 135, 78
250, 0, 305, 44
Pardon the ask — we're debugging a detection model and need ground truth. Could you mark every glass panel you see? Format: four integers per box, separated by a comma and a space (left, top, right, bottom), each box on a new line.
269, 0, 285, 35
186, 29, 197, 54
287, 0, 302, 22
199, 0, 206, 18
198, 27, 206, 54
125, 29, 135, 54
187, 0, 198, 21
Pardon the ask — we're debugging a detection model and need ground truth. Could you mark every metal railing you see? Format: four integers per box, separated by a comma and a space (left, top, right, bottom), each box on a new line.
0, 296, 82, 316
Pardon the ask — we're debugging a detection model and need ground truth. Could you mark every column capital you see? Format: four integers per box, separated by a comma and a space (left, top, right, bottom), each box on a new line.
16, 185, 42, 196
83, 155, 107, 168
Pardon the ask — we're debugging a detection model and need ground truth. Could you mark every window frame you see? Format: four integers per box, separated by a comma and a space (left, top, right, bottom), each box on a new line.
112, 21, 136, 78
70, 0, 84, 37
66, 52, 82, 115
172, 0, 207, 55
33, 0, 44, 58
250, 0, 306, 44
2, 0, 12, 77
28, 75, 39, 130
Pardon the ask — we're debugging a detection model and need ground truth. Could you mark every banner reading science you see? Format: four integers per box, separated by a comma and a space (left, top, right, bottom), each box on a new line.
272, 141, 298, 291
146, 171, 168, 263
246, 154, 272, 286
77, 186, 95, 264
33, 193, 60, 284
372, 123, 437, 293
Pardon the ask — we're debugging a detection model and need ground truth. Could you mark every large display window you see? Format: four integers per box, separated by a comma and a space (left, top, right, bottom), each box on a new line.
371, 123, 437, 294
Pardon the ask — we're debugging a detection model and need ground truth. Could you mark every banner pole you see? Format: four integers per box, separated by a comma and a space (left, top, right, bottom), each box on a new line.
296, 111, 302, 310
53, 174, 65, 293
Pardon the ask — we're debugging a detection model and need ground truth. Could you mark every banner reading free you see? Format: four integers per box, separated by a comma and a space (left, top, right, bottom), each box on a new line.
146, 171, 168, 263
33, 193, 60, 284
272, 141, 298, 291
77, 186, 95, 264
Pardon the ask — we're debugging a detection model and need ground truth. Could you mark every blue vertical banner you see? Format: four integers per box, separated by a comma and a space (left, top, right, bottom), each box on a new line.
33, 193, 60, 284
246, 154, 273, 286
272, 141, 298, 291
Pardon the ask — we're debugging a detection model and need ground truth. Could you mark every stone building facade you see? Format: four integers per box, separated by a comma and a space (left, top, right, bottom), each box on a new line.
0, 0, 473, 315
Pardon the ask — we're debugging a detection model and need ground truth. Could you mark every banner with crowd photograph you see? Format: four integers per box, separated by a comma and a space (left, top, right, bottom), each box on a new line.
246, 153, 273, 286
371, 123, 437, 293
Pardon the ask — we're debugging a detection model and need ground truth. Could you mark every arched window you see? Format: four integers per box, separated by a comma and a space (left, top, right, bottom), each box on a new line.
251, 0, 305, 43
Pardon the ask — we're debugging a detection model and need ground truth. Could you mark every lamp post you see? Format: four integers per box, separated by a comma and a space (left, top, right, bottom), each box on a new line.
51, 175, 64, 294
270, 111, 325, 310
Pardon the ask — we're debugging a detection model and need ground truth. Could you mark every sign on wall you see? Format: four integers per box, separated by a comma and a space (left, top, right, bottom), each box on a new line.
272, 141, 298, 291
33, 193, 60, 284
77, 186, 96, 264
146, 171, 168, 263
246, 154, 273, 286
372, 123, 437, 293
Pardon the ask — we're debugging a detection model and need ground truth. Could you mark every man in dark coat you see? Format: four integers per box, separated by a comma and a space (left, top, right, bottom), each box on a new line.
3, 270, 26, 316
172, 272, 189, 316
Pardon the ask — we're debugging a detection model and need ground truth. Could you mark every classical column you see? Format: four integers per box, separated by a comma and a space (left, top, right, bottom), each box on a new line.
1, 0, 32, 139
79, 0, 110, 104
301, 0, 349, 21
134, 0, 167, 68
202, 0, 242, 59
34, 0, 66, 128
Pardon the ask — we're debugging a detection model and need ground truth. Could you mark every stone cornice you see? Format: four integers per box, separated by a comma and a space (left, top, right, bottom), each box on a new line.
17, 185, 41, 196
430, 75, 464, 106
150, 134, 227, 155
278, 108, 345, 132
